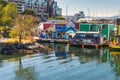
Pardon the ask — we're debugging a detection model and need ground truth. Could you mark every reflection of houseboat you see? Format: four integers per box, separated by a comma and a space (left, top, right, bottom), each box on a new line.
69, 31, 104, 48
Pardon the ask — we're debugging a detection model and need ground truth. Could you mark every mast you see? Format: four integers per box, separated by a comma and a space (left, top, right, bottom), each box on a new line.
87, 8, 89, 18
66, 5, 68, 20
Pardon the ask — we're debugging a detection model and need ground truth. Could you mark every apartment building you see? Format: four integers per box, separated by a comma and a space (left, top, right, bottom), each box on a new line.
8, 0, 62, 21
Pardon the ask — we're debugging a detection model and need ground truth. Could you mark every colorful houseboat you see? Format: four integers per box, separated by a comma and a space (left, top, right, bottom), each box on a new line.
69, 31, 104, 48
79, 23, 115, 42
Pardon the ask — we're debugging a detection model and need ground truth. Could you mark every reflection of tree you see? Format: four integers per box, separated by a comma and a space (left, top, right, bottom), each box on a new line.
0, 54, 21, 67
0, 60, 2, 67
112, 53, 120, 76
15, 57, 36, 80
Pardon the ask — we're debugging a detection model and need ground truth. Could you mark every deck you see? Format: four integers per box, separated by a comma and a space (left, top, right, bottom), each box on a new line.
36, 38, 69, 44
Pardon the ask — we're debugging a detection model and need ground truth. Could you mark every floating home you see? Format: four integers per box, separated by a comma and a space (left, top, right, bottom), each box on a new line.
79, 23, 115, 42
53, 20, 75, 39
70, 31, 104, 47
69, 23, 115, 48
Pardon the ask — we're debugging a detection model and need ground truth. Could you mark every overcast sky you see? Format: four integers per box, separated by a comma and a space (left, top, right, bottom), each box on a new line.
55, 0, 120, 17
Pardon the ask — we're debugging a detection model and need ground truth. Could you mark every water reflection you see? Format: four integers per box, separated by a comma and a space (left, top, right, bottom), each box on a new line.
15, 57, 36, 80
41, 43, 119, 65
0, 43, 120, 80
0, 54, 20, 67
43, 43, 120, 78
110, 51, 120, 76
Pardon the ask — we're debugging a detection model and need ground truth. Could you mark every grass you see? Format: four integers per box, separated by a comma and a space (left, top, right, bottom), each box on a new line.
5, 38, 36, 44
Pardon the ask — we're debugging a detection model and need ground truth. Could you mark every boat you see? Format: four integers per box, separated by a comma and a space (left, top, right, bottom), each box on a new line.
109, 44, 120, 51
69, 31, 104, 48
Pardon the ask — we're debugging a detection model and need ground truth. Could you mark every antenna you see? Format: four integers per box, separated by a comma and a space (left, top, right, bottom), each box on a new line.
96, 10, 98, 19
88, 8, 89, 18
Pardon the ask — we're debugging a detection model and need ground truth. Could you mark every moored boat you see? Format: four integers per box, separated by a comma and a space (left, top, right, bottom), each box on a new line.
109, 44, 120, 51
69, 31, 104, 48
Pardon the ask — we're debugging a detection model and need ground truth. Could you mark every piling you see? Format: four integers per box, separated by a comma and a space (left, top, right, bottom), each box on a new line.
82, 44, 84, 48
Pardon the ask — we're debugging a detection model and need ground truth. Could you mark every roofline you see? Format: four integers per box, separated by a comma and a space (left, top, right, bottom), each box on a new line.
76, 31, 100, 34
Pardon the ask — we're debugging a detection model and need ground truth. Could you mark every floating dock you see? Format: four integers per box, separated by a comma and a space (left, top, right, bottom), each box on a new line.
36, 38, 69, 44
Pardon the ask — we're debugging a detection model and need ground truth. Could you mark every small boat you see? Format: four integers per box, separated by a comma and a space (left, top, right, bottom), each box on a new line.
109, 44, 120, 51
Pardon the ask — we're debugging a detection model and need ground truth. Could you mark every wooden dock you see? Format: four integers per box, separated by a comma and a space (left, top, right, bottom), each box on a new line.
35, 38, 109, 48
36, 38, 69, 44
69, 43, 108, 49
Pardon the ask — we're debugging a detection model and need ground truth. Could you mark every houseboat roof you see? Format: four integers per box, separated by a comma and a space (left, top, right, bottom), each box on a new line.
55, 20, 69, 25
47, 26, 56, 32
76, 31, 100, 34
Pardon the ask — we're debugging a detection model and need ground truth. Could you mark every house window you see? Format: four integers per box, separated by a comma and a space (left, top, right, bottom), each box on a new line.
102, 25, 108, 30
57, 33, 62, 39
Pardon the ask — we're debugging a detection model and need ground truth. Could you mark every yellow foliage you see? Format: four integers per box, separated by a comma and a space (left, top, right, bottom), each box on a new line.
0, 26, 6, 31
5, 38, 36, 44
48, 17, 54, 20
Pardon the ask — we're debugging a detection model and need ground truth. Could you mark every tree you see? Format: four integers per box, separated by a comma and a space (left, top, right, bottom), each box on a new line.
0, 0, 8, 7
9, 15, 38, 44
2, 2, 18, 27
56, 16, 65, 20
0, 5, 2, 25
22, 9, 36, 16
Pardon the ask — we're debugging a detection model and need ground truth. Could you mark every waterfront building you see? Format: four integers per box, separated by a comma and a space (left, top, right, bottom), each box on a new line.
79, 23, 115, 41
37, 22, 54, 38
54, 20, 69, 39
70, 31, 104, 46
115, 19, 120, 43
37, 20, 76, 39
65, 27, 76, 40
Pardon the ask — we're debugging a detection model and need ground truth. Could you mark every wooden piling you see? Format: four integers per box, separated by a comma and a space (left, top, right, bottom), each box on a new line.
82, 44, 84, 48
95, 44, 98, 49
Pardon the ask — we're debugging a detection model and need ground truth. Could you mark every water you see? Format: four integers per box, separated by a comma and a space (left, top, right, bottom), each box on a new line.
0, 43, 120, 80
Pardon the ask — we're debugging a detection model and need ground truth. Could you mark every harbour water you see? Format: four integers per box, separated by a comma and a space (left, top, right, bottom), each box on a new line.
0, 43, 120, 80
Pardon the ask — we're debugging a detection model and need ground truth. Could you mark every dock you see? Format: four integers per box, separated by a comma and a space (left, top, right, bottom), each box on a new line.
36, 38, 69, 44
69, 43, 108, 49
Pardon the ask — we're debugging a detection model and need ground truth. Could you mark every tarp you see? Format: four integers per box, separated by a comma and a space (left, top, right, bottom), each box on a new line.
66, 21, 75, 28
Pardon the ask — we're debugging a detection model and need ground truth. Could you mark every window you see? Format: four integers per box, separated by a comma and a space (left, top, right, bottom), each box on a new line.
102, 25, 108, 30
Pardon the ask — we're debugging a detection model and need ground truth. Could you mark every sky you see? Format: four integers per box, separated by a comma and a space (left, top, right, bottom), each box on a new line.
55, 0, 120, 17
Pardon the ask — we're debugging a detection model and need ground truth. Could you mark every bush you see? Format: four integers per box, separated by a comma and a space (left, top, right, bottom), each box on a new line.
0, 26, 6, 31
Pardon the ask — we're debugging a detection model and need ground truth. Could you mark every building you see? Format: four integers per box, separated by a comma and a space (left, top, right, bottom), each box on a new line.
8, 0, 62, 21
79, 23, 115, 41
74, 11, 85, 22
70, 31, 104, 46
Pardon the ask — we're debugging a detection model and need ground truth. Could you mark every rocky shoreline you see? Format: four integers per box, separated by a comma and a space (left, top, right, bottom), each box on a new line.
0, 42, 48, 55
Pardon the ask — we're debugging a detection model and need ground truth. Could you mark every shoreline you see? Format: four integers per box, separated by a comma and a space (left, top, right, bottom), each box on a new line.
0, 39, 48, 55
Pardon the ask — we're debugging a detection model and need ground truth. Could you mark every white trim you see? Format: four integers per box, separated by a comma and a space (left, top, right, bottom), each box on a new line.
76, 31, 100, 34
